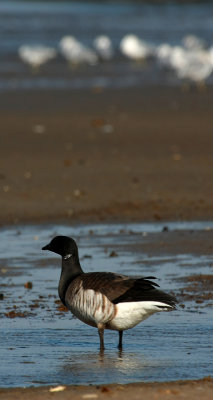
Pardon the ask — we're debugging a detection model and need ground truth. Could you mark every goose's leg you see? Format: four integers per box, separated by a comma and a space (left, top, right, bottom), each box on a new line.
118, 331, 123, 349
98, 324, 105, 350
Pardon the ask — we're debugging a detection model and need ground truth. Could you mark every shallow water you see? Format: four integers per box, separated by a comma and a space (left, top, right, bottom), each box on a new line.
0, 221, 213, 387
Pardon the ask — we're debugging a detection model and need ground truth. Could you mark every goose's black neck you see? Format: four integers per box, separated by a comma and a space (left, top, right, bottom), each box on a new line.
58, 255, 83, 306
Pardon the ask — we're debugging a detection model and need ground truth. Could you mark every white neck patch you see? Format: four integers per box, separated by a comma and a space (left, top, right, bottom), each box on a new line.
63, 254, 72, 260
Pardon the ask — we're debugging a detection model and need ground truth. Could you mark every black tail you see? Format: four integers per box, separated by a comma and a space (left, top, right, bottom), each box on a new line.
114, 276, 177, 308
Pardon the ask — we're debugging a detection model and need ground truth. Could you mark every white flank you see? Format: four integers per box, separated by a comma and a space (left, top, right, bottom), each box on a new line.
109, 301, 173, 331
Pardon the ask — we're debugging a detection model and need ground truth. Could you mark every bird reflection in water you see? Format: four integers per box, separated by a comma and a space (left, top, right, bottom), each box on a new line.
62, 349, 153, 382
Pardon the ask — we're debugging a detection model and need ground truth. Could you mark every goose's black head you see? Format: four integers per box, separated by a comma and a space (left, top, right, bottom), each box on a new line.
42, 236, 78, 258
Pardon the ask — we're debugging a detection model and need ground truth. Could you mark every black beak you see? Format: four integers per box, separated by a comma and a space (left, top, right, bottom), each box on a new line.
42, 244, 50, 251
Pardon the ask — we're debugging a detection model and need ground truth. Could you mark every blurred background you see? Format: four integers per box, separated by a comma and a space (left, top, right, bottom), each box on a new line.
1, 0, 213, 224
1, 0, 213, 91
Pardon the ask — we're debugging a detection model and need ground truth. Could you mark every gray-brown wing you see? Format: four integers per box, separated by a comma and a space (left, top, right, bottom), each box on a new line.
79, 272, 176, 307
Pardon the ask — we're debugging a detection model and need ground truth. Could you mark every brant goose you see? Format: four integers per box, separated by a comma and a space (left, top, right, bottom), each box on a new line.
42, 236, 177, 350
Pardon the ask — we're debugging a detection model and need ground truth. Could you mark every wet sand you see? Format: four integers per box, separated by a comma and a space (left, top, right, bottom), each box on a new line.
1, 377, 213, 400
1, 86, 213, 397
1, 86, 213, 225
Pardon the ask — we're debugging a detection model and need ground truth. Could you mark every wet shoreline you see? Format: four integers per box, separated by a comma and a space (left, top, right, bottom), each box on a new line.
1, 377, 213, 400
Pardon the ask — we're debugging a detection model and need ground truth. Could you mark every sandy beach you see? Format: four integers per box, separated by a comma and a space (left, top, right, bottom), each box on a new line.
1, 377, 213, 400
1, 86, 213, 225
